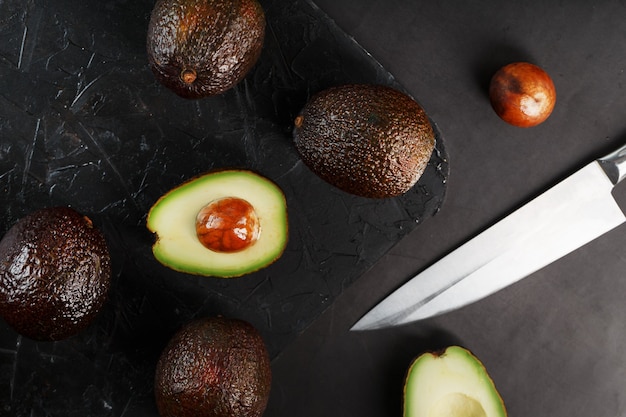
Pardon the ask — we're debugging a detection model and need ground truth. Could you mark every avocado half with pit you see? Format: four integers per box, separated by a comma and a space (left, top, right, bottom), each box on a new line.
404, 346, 507, 417
147, 170, 288, 278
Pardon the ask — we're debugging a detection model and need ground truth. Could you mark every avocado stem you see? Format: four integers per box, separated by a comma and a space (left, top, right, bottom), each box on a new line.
180, 68, 197, 84
82, 216, 94, 228
294, 115, 304, 128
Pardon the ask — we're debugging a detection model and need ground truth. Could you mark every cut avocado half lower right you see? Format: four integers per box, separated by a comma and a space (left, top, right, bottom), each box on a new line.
404, 346, 507, 417
147, 170, 288, 278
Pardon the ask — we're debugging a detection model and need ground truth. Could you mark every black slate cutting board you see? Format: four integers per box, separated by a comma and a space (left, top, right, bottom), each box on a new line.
0, 0, 448, 414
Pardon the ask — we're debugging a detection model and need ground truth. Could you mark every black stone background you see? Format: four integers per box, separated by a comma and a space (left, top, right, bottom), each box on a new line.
0, 0, 448, 415
269, 1, 626, 417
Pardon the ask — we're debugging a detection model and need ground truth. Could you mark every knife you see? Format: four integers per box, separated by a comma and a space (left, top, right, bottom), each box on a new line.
351, 142, 626, 331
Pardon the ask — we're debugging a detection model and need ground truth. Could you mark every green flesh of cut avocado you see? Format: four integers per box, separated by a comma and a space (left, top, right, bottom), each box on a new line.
147, 170, 288, 278
404, 346, 507, 417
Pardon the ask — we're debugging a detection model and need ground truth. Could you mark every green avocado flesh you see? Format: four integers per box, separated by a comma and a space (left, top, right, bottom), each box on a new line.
147, 170, 288, 278
404, 346, 507, 417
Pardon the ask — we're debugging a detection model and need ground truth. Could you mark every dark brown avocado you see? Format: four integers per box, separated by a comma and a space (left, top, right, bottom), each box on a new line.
293, 84, 436, 198
147, 0, 266, 99
0, 207, 111, 341
154, 316, 272, 417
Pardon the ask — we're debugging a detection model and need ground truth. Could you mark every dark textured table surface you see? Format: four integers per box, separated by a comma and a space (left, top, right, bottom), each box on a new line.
269, 1, 626, 416
0, 0, 446, 414
2, 0, 626, 416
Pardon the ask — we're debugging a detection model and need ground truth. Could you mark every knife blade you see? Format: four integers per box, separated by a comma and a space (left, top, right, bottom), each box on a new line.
351, 142, 626, 331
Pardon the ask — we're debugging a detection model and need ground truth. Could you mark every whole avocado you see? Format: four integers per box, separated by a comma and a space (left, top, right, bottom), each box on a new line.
154, 316, 272, 417
0, 207, 111, 341
293, 84, 436, 198
147, 0, 266, 99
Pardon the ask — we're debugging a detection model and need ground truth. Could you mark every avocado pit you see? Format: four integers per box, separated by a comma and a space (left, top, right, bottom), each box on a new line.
147, 170, 288, 278
196, 197, 261, 253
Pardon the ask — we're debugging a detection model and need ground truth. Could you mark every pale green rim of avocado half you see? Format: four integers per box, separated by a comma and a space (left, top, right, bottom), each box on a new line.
147, 170, 288, 278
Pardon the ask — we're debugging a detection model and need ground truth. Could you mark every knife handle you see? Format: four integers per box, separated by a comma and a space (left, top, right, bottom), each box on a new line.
598, 143, 626, 185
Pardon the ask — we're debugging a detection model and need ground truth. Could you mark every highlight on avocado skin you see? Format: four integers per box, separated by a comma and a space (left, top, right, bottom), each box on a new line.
146, 0, 266, 99
293, 84, 436, 199
154, 316, 272, 417
0, 206, 112, 341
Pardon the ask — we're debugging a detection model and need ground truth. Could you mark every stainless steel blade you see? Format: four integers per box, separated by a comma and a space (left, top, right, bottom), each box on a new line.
352, 147, 626, 331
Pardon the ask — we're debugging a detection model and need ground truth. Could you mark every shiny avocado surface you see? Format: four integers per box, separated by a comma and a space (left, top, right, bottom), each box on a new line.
0, 207, 111, 341
147, 0, 266, 99
293, 84, 436, 199
154, 316, 272, 417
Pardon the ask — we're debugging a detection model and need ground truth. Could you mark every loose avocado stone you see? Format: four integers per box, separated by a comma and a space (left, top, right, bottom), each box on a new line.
147, 170, 288, 278
293, 84, 436, 199
0, 207, 111, 341
154, 316, 272, 417
147, 0, 266, 99
404, 346, 507, 417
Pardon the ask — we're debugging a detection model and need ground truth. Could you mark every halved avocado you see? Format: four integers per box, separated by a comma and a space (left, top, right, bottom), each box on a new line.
404, 346, 507, 417
147, 170, 288, 278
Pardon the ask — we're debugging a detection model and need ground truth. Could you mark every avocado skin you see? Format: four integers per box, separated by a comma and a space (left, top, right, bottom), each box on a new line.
147, 0, 266, 99
0, 207, 111, 341
155, 316, 272, 417
293, 84, 436, 198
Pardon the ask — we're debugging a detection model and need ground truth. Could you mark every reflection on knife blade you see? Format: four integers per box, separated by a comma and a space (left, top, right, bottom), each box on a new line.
352, 143, 626, 331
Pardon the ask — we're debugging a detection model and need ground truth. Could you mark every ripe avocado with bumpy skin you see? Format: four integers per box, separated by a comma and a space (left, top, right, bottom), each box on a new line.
293, 84, 436, 198
154, 316, 272, 417
0, 207, 111, 341
404, 346, 507, 417
147, 0, 266, 99
147, 170, 288, 278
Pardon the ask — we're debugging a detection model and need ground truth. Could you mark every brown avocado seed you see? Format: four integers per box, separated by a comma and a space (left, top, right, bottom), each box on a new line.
196, 197, 261, 253
489, 62, 556, 127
